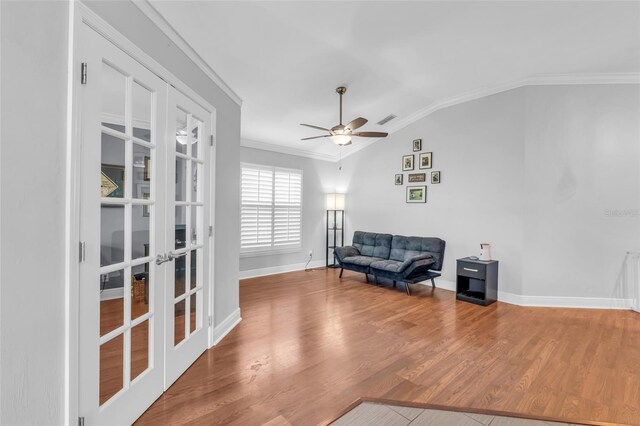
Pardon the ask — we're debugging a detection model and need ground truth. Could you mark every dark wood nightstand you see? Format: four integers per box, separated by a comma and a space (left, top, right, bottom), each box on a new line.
456, 257, 499, 306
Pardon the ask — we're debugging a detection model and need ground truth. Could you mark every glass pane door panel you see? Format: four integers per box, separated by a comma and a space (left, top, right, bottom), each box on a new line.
100, 270, 124, 337
175, 206, 186, 250
190, 250, 197, 290
101, 62, 126, 131
190, 206, 200, 245
191, 161, 200, 203
189, 293, 197, 334
174, 300, 186, 346
174, 256, 186, 298
131, 206, 150, 261
101, 134, 126, 198
132, 81, 152, 142
101, 205, 125, 266
131, 263, 149, 320
175, 108, 188, 154
175, 158, 187, 201
190, 118, 201, 158
130, 320, 149, 382
133, 144, 151, 198
100, 334, 124, 405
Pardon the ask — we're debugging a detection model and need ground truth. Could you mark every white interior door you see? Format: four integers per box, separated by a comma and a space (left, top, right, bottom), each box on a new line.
164, 90, 212, 388
78, 25, 167, 425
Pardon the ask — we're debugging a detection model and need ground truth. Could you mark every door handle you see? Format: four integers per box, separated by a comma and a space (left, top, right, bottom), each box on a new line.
168, 251, 187, 260
156, 254, 171, 265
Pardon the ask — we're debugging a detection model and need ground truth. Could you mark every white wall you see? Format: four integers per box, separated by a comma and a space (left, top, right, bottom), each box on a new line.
338, 85, 640, 304
521, 85, 640, 300
0, 1, 242, 424
239, 145, 338, 276
1, 1, 70, 424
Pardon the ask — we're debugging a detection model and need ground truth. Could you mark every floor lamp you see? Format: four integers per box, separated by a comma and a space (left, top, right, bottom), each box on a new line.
326, 193, 345, 268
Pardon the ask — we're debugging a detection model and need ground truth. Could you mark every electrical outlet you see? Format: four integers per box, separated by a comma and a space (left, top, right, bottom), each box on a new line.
308, 250, 313, 257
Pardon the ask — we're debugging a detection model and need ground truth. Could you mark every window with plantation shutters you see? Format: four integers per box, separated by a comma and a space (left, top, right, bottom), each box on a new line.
241, 164, 302, 253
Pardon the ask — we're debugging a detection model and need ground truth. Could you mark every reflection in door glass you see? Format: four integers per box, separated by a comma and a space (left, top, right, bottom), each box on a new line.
174, 254, 186, 298
101, 62, 126, 132
130, 320, 149, 382
101, 133, 126, 199
133, 144, 151, 198
101, 205, 125, 266
132, 81, 152, 142
131, 262, 149, 320
190, 250, 197, 290
176, 158, 187, 201
191, 118, 201, 158
190, 293, 197, 334
100, 334, 123, 405
100, 269, 125, 337
174, 299, 186, 346
175, 108, 188, 155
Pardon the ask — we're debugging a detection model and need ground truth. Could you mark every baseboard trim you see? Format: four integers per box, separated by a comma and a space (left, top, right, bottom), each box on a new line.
417, 279, 633, 310
211, 308, 242, 346
239, 259, 326, 279
498, 291, 634, 310
100, 287, 124, 301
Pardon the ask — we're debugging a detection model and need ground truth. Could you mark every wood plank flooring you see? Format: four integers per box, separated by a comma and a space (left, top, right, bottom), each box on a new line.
136, 268, 640, 425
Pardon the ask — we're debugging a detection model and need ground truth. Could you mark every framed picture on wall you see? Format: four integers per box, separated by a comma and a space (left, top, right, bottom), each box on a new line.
413, 139, 422, 152
101, 164, 125, 198
431, 171, 441, 184
402, 155, 414, 171
395, 174, 403, 185
419, 152, 432, 169
408, 173, 426, 183
406, 186, 427, 203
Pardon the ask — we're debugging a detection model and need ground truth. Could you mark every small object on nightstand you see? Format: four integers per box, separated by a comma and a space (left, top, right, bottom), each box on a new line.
456, 257, 499, 306
468, 256, 479, 260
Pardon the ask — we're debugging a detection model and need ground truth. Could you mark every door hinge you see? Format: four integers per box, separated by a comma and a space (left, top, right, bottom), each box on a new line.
80, 63, 87, 84
79, 241, 86, 262
208, 225, 213, 237
78, 417, 85, 426
210, 135, 214, 146
208, 316, 212, 327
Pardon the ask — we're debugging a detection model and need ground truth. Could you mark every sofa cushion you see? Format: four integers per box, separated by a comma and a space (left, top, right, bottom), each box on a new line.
369, 259, 405, 273
342, 255, 385, 267
352, 231, 393, 259
389, 235, 446, 271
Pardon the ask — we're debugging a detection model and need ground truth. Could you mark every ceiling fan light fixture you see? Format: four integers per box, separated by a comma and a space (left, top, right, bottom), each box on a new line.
331, 134, 352, 145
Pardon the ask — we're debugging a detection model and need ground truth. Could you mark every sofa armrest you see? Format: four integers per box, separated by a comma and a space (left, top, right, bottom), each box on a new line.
401, 255, 436, 279
334, 246, 360, 263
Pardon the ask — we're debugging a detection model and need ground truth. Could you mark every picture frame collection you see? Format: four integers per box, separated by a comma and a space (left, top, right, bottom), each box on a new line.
396, 139, 441, 203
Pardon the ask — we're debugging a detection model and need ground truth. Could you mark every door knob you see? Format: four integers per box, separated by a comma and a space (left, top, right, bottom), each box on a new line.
155, 254, 170, 265
168, 251, 187, 260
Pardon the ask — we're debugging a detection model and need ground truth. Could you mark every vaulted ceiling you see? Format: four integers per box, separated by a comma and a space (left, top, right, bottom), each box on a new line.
149, 1, 640, 160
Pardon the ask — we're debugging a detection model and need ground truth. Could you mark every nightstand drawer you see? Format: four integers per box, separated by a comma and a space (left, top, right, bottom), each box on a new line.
457, 262, 486, 279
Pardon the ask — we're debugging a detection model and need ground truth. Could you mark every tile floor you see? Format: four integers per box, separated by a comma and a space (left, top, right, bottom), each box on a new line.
332, 402, 584, 426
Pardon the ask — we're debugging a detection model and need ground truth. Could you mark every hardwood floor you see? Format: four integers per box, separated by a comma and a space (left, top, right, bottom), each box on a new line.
136, 268, 640, 425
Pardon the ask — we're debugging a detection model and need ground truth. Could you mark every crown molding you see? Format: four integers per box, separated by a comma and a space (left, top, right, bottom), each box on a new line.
335, 72, 640, 161
132, 0, 243, 107
241, 138, 336, 163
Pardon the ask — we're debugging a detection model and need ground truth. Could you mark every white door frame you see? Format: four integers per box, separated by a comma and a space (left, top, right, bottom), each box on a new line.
65, 3, 217, 425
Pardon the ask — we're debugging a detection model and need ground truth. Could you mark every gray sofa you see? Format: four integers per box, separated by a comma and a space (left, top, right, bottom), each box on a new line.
334, 231, 446, 295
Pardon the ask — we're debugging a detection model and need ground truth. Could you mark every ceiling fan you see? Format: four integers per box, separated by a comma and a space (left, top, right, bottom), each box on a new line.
300, 86, 388, 146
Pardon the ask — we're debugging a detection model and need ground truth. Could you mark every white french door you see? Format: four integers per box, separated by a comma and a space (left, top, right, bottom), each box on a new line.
78, 24, 213, 425
163, 88, 211, 388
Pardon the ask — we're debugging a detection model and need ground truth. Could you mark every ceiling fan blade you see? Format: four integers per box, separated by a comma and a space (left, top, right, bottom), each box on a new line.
300, 123, 331, 132
301, 135, 332, 141
352, 131, 388, 138
345, 117, 368, 131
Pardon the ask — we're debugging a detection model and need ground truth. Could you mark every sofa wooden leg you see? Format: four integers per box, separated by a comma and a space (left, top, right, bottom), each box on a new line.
365, 274, 369, 283
339, 268, 343, 278
405, 282, 411, 296
431, 278, 436, 288
393, 280, 396, 288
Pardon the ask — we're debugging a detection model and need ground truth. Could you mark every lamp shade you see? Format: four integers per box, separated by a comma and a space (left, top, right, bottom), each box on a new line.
326, 193, 345, 210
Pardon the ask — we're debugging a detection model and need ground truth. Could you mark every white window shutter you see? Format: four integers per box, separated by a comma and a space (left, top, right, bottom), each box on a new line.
241, 164, 302, 252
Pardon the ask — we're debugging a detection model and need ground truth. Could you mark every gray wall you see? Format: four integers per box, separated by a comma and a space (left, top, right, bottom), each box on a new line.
239, 145, 337, 273
1, 1, 70, 424
339, 85, 640, 300
0, 1, 241, 424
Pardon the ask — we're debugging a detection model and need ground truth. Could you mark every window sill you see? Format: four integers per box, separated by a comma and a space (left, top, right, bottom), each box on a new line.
240, 247, 302, 258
